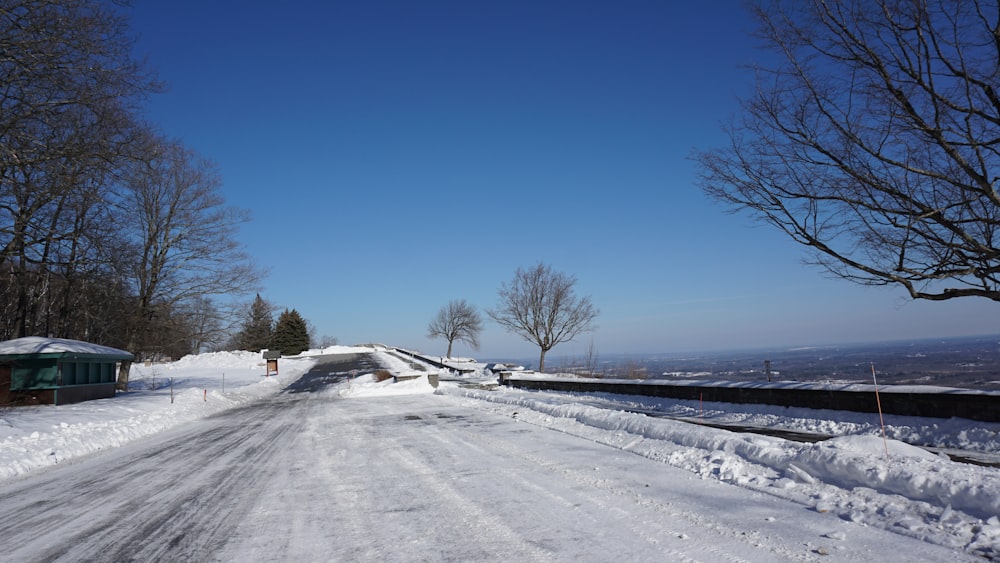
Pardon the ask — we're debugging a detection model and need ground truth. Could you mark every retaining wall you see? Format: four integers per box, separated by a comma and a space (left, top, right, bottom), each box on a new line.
501, 376, 1000, 423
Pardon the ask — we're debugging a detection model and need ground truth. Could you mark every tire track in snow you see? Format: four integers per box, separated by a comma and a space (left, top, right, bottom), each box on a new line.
0, 395, 307, 561
444, 411, 807, 562
419, 427, 705, 563
381, 435, 558, 562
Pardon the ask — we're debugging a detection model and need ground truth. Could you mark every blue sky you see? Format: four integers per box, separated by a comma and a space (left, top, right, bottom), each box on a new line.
127, 0, 996, 361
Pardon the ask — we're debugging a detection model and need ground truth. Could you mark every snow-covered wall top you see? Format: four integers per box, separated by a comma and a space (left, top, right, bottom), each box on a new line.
0, 337, 131, 358
508, 373, 1000, 396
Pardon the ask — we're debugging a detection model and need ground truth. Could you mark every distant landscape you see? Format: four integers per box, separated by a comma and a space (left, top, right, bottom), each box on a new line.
498, 334, 1000, 390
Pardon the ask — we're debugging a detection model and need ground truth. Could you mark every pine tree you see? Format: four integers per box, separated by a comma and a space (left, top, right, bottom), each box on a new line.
270, 308, 310, 356
235, 294, 273, 352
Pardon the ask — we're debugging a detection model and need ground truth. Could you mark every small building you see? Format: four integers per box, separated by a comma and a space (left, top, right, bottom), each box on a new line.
0, 337, 133, 406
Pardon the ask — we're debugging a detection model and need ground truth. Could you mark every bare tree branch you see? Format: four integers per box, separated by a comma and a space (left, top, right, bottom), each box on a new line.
427, 299, 482, 358
0, 0, 158, 337
488, 263, 598, 372
694, 0, 1000, 302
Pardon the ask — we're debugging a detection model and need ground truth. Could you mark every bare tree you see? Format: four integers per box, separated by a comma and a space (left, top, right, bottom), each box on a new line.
582, 338, 600, 376
488, 263, 598, 372
116, 134, 263, 389
0, 0, 157, 338
427, 299, 482, 358
0, 1, 268, 367
694, 0, 1000, 302
177, 296, 228, 354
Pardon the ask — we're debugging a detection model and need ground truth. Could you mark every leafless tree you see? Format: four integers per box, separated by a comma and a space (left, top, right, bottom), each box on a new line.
176, 296, 228, 354
582, 338, 601, 376
694, 0, 1000, 302
427, 299, 482, 358
0, 0, 157, 337
116, 134, 263, 388
0, 1, 266, 368
488, 263, 598, 372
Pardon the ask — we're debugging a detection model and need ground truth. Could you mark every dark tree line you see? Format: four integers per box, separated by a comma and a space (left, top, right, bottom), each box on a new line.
232, 294, 276, 353
228, 295, 313, 357
0, 1, 263, 386
271, 309, 310, 356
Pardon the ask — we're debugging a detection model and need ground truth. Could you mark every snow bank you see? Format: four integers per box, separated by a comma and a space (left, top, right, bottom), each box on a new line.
439, 384, 1000, 555
0, 351, 316, 482
332, 349, 439, 398
296, 345, 373, 357
337, 373, 436, 398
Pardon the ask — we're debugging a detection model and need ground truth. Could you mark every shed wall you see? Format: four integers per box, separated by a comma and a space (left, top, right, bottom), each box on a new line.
1, 359, 121, 406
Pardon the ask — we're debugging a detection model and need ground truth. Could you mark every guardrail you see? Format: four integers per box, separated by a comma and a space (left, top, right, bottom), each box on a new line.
500, 375, 1000, 422
392, 349, 476, 374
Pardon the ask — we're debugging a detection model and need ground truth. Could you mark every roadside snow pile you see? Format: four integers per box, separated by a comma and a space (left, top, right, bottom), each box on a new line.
0, 350, 318, 482
334, 349, 439, 398
167, 349, 265, 370
298, 344, 375, 357
439, 384, 1000, 556
338, 373, 436, 398
375, 349, 430, 375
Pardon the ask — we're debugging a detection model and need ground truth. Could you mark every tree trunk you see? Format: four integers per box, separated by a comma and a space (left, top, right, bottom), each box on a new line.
117, 330, 138, 390
538, 349, 547, 373
446, 340, 453, 359
116, 360, 132, 391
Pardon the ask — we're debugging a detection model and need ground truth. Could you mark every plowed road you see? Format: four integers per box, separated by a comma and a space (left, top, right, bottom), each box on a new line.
0, 353, 967, 561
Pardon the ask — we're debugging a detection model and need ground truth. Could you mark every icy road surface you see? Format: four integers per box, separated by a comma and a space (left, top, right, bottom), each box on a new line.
0, 354, 973, 562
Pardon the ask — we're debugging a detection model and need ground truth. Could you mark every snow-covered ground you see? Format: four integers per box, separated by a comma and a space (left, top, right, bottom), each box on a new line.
1, 347, 998, 559
0, 347, 318, 481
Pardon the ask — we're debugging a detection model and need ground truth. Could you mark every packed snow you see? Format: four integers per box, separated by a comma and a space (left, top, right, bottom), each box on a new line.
0, 346, 998, 558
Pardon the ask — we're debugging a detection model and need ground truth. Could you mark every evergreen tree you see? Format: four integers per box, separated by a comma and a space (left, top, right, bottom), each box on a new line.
270, 308, 310, 356
235, 294, 273, 352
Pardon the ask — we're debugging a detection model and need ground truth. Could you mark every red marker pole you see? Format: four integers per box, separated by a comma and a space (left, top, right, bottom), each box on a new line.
871, 363, 890, 463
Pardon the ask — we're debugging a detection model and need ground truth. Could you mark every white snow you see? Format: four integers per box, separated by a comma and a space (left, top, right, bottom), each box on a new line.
1, 347, 998, 558
336, 372, 437, 398
0, 336, 131, 356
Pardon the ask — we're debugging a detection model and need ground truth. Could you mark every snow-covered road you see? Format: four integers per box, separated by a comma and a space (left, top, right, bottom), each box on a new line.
0, 354, 976, 562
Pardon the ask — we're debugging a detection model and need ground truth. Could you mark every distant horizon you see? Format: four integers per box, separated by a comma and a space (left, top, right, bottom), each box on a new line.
470, 332, 1000, 365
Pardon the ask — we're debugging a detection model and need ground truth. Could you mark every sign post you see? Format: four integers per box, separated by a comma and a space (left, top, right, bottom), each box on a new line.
263, 350, 281, 377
